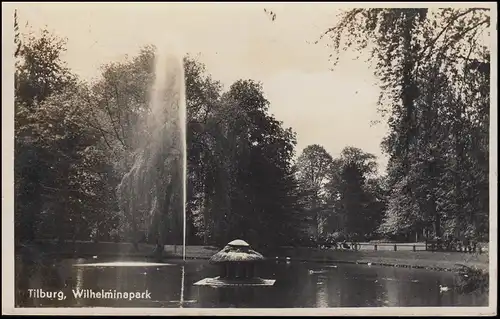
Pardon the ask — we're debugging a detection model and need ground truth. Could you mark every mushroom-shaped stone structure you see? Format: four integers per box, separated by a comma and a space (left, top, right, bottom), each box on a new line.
194, 239, 275, 287
209, 239, 264, 280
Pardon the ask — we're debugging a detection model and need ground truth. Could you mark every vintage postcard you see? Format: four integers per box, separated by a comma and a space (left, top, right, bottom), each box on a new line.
2, 2, 497, 316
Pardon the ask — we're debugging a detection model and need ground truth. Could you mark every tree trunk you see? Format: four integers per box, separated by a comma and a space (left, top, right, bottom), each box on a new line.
434, 215, 441, 238
131, 220, 139, 251
400, 13, 417, 175
202, 173, 210, 245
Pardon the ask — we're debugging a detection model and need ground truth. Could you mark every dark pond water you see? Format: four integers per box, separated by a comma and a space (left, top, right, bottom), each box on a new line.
15, 257, 487, 308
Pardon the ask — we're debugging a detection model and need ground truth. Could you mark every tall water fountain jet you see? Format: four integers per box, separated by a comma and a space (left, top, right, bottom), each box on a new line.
117, 41, 187, 261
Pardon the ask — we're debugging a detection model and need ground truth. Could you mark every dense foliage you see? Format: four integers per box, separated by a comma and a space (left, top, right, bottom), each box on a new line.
14, 7, 490, 248
318, 8, 490, 242
14, 24, 302, 249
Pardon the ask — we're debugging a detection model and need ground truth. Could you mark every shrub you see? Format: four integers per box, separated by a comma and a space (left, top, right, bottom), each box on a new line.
455, 265, 489, 294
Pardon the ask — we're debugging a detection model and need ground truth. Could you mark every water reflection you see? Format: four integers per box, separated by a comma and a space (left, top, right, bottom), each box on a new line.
315, 274, 329, 307
15, 258, 488, 308
74, 263, 84, 307
180, 265, 185, 307
382, 271, 400, 307
75, 261, 175, 267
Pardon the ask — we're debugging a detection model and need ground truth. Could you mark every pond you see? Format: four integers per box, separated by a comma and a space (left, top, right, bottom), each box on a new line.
15, 257, 487, 308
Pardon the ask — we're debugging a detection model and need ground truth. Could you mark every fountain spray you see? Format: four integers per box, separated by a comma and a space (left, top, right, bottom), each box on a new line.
117, 38, 187, 262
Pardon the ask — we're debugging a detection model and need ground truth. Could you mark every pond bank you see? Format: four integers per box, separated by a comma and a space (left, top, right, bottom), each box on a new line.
267, 247, 489, 272
17, 241, 488, 272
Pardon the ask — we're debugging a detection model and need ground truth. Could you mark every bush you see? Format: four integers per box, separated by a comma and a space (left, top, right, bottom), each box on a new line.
455, 265, 489, 294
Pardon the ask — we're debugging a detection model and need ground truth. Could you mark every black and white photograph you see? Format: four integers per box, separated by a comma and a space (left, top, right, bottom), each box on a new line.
2, 2, 497, 316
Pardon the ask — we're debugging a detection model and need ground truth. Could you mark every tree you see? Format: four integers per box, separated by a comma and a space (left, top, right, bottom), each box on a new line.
15, 27, 76, 108
319, 8, 490, 240
85, 47, 225, 247
217, 80, 299, 248
325, 147, 380, 240
295, 144, 334, 239
18, 86, 119, 242
15, 24, 79, 243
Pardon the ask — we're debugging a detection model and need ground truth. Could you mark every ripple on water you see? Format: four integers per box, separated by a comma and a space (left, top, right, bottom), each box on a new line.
73, 261, 177, 267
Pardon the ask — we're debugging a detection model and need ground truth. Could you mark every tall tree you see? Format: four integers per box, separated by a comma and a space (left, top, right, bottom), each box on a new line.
219, 80, 299, 248
319, 8, 490, 240
18, 86, 119, 242
325, 147, 380, 240
86, 47, 224, 246
15, 25, 78, 243
295, 144, 333, 239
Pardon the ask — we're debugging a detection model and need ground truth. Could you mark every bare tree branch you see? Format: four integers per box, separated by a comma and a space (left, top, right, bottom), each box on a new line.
103, 91, 128, 149
418, 9, 488, 62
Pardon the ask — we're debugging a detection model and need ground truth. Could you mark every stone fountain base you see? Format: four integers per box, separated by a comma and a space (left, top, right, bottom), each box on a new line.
193, 276, 276, 287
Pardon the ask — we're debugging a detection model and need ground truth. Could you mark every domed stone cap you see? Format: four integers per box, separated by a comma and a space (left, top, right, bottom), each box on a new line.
209, 239, 264, 264
227, 239, 250, 247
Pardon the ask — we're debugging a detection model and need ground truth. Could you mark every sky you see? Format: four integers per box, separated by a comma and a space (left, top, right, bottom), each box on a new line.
14, 2, 390, 173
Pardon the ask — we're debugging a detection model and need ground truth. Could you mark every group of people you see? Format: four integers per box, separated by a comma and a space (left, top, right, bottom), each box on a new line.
428, 236, 479, 253
318, 240, 354, 250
